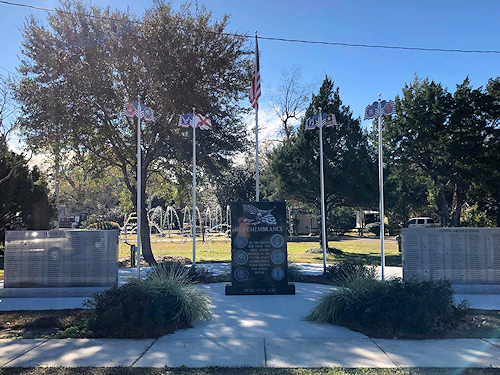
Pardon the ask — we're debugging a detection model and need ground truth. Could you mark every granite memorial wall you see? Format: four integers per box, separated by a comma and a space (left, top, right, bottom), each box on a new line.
402, 228, 500, 284
225, 201, 295, 295
4, 230, 118, 288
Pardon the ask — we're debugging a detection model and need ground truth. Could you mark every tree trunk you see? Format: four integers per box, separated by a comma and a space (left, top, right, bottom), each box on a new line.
140, 207, 156, 266
140, 179, 156, 266
451, 184, 463, 227
437, 186, 450, 226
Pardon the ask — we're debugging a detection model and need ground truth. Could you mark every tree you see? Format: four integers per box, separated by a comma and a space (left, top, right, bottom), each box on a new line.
0, 137, 56, 244
382, 76, 499, 226
0, 76, 24, 186
465, 77, 500, 226
264, 77, 377, 237
214, 158, 257, 207
14, 1, 250, 264
268, 65, 315, 139
383, 163, 436, 229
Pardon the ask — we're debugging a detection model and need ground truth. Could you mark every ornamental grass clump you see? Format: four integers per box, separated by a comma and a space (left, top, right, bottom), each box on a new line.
84, 263, 212, 338
324, 259, 377, 286
306, 277, 463, 337
287, 262, 304, 282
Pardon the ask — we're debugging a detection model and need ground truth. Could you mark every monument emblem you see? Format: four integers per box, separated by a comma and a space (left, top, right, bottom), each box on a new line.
271, 267, 285, 281
235, 250, 249, 265
234, 235, 248, 248
271, 250, 285, 265
242, 204, 277, 226
270, 234, 285, 248
234, 267, 249, 282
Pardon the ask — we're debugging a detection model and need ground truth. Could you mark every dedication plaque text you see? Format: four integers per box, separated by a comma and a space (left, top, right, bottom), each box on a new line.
4, 230, 118, 288
225, 201, 295, 295
402, 228, 500, 284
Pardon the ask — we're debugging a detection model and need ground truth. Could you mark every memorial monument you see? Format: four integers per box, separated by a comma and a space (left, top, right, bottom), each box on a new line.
225, 201, 295, 295
4, 230, 118, 288
402, 227, 500, 285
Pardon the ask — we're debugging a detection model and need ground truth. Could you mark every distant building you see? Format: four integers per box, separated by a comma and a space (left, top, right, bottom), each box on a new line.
292, 212, 319, 235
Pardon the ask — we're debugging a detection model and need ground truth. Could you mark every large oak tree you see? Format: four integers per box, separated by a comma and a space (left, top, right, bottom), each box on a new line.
14, 1, 251, 264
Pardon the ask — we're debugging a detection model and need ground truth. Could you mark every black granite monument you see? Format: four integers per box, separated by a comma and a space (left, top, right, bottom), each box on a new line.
225, 201, 295, 295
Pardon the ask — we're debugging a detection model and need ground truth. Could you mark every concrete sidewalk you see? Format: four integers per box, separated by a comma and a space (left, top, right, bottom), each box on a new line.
5, 337, 497, 368
1, 282, 500, 368
2, 263, 499, 311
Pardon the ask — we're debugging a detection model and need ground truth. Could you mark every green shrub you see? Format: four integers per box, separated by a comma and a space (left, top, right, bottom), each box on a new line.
287, 263, 304, 282
152, 262, 226, 284
324, 259, 376, 285
306, 246, 342, 255
364, 222, 389, 235
85, 221, 120, 230
327, 207, 356, 236
306, 277, 461, 337
84, 263, 212, 338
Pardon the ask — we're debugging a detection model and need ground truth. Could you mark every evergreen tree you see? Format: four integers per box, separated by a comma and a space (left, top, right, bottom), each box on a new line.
264, 77, 377, 235
0, 139, 56, 244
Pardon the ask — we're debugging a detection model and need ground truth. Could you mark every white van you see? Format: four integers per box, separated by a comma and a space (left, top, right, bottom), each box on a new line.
407, 217, 439, 228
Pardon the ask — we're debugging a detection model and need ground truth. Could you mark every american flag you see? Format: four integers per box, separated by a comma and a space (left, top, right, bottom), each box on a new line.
249, 37, 261, 109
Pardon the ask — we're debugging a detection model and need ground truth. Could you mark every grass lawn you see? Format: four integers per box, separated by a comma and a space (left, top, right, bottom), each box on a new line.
119, 235, 401, 266
0, 367, 499, 374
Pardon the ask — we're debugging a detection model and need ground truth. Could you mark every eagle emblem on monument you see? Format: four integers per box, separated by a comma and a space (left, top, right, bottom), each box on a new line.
242, 204, 277, 226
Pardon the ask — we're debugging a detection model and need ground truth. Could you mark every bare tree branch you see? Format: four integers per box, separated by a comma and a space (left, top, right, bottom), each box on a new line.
268, 65, 316, 139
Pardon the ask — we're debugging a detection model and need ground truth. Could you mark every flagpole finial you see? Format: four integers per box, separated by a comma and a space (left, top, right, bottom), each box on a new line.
378, 93, 381, 101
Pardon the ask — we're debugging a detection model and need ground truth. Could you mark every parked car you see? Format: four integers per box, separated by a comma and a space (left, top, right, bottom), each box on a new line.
406, 217, 439, 228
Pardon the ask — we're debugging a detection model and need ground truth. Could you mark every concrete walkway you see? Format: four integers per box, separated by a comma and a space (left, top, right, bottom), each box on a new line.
2, 263, 499, 311
1, 282, 500, 368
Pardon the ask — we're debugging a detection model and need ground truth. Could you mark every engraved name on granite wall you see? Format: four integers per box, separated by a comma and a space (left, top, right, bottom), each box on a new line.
402, 228, 500, 284
4, 230, 118, 288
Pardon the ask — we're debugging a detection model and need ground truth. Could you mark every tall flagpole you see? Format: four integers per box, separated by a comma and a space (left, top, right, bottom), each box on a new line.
318, 109, 327, 273
254, 32, 259, 202
192, 107, 197, 265
378, 95, 386, 280
136, 95, 142, 278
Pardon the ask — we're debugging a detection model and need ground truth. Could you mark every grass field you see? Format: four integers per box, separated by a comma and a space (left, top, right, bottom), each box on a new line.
119, 235, 401, 266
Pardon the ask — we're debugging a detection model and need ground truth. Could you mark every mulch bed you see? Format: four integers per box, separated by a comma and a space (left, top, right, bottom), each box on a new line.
0, 309, 190, 339
0, 309, 90, 339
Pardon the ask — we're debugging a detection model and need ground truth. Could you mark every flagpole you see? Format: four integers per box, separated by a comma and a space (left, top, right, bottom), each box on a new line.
137, 95, 141, 279
378, 95, 385, 280
318, 109, 327, 273
192, 107, 197, 265
254, 32, 259, 202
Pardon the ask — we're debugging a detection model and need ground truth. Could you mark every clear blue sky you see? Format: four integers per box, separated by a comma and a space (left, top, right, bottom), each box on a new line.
1, 0, 499, 138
